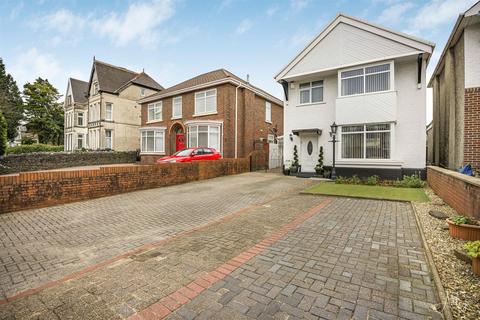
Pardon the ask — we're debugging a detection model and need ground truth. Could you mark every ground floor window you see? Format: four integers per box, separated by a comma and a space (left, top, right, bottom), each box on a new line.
77, 134, 84, 149
187, 124, 221, 152
341, 123, 391, 159
105, 130, 113, 150
141, 129, 165, 153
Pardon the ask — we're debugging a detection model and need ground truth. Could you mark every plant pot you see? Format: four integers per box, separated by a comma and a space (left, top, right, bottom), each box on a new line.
447, 219, 480, 241
290, 166, 298, 174
473, 258, 480, 276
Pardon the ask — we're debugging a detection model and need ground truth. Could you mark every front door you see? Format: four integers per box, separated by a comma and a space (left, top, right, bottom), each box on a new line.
176, 134, 185, 151
300, 134, 318, 172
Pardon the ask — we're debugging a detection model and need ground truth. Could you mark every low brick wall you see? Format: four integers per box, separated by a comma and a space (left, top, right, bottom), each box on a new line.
0, 159, 249, 214
427, 166, 480, 219
0, 151, 138, 175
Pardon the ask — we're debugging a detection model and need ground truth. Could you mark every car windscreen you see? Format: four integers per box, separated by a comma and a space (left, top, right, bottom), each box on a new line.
173, 149, 194, 156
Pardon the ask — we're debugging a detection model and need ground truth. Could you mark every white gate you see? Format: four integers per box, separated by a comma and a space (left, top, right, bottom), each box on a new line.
268, 140, 283, 169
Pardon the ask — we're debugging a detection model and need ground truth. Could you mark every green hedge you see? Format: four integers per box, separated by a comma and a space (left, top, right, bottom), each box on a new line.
6, 144, 64, 154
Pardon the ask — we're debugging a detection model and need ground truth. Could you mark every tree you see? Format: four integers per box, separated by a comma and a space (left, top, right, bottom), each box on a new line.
0, 58, 24, 141
0, 112, 7, 156
23, 78, 64, 145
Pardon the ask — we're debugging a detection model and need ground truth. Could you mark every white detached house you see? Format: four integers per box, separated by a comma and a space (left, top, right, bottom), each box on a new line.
275, 13, 435, 179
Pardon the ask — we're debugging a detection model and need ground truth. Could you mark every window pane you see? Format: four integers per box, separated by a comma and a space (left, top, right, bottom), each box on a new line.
366, 132, 390, 159
206, 95, 216, 112
300, 90, 310, 104
198, 131, 208, 147
365, 64, 390, 74
341, 77, 364, 96
342, 125, 364, 133
299, 82, 310, 89
366, 123, 390, 131
312, 80, 323, 87
195, 97, 205, 114
206, 90, 216, 97
188, 126, 197, 147
341, 68, 363, 78
365, 72, 390, 93
146, 132, 154, 151
209, 126, 220, 151
311, 87, 323, 102
342, 133, 364, 158
155, 132, 163, 152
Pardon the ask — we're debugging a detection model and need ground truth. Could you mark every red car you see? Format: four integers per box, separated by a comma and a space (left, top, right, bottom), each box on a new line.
156, 148, 222, 163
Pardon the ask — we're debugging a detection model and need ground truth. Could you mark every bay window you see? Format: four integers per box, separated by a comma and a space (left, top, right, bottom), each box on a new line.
148, 102, 162, 121
299, 80, 323, 104
341, 123, 391, 159
187, 124, 221, 152
141, 129, 165, 153
340, 63, 391, 96
195, 89, 217, 115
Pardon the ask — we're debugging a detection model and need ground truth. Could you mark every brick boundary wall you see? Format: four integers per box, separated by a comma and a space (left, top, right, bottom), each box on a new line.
0, 151, 138, 175
0, 159, 249, 214
427, 166, 480, 219
464, 87, 480, 171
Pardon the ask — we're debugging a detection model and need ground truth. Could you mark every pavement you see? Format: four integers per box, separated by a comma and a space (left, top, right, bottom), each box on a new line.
0, 173, 441, 319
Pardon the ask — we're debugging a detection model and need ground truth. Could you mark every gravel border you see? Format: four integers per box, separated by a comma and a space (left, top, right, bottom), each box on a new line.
413, 188, 480, 320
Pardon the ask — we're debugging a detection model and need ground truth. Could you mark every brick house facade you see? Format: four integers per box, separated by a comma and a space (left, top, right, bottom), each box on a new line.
138, 69, 283, 163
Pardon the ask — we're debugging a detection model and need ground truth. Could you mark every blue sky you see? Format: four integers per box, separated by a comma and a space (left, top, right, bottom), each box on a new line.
0, 0, 477, 123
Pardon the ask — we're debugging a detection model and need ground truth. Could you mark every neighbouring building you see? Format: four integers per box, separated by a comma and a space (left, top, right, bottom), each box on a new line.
11, 120, 38, 147
64, 59, 163, 151
426, 122, 433, 165
137, 69, 283, 163
428, 1, 480, 172
275, 13, 435, 179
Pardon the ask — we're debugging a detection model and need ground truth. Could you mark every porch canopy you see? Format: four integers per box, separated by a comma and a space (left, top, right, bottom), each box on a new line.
292, 128, 322, 136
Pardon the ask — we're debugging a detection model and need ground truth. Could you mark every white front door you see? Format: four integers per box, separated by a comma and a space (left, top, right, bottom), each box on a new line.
300, 134, 318, 172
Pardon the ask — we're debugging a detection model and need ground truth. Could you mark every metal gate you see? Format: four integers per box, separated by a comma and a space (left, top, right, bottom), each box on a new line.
268, 139, 283, 169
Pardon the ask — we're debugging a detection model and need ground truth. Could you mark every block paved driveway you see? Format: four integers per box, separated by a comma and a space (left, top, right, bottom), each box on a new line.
0, 173, 441, 319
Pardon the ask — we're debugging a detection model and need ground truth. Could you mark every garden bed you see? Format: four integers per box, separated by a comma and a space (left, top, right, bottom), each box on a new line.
414, 188, 480, 319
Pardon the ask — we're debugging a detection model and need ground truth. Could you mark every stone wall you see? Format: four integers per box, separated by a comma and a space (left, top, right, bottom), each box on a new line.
0, 151, 138, 174
0, 159, 249, 213
427, 166, 480, 219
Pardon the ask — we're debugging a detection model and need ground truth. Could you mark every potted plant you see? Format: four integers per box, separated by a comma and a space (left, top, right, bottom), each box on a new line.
446, 215, 480, 241
315, 146, 324, 176
464, 241, 480, 276
290, 145, 299, 174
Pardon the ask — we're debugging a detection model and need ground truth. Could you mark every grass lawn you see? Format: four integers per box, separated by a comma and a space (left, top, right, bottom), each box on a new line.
303, 182, 429, 202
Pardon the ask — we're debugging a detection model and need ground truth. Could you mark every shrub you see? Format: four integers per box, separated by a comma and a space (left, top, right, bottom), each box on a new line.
0, 112, 7, 156
365, 175, 380, 186
335, 176, 349, 184
464, 241, 480, 258
450, 215, 476, 226
21, 137, 36, 145
349, 175, 361, 185
6, 144, 64, 154
393, 174, 425, 188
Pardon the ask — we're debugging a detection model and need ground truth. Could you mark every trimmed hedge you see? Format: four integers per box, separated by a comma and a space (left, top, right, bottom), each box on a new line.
6, 144, 64, 154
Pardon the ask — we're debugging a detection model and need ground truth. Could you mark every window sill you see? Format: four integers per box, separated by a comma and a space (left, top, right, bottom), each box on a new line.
297, 102, 326, 107
337, 90, 396, 99
146, 119, 163, 124
140, 152, 166, 155
193, 111, 218, 117
265, 121, 272, 124
171, 116, 182, 120
336, 159, 402, 167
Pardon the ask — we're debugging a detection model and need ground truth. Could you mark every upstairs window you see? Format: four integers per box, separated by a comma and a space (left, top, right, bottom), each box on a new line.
66, 95, 72, 106
195, 89, 217, 115
299, 80, 323, 104
340, 63, 391, 96
77, 112, 84, 126
105, 103, 113, 121
172, 97, 182, 119
265, 101, 272, 123
148, 102, 162, 121
140, 88, 146, 97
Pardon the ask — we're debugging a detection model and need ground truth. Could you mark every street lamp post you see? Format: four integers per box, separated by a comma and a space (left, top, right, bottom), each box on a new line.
329, 122, 338, 180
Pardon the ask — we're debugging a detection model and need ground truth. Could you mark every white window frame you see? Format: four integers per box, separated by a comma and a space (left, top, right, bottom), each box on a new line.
140, 127, 166, 154
194, 89, 217, 116
77, 112, 84, 126
77, 133, 84, 149
140, 88, 146, 97
93, 82, 99, 95
265, 101, 272, 123
105, 103, 113, 121
339, 123, 393, 160
172, 96, 182, 119
186, 123, 222, 153
105, 129, 113, 150
147, 102, 162, 122
299, 80, 324, 105
338, 61, 394, 98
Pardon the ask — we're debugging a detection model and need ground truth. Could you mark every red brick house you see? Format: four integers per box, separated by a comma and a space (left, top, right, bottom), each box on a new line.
138, 69, 283, 163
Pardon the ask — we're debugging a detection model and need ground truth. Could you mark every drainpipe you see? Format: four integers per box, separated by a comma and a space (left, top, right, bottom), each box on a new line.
235, 83, 242, 158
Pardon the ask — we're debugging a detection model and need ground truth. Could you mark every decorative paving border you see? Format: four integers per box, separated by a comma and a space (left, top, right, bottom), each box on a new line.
129, 198, 333, 320
0, 183, 313, 306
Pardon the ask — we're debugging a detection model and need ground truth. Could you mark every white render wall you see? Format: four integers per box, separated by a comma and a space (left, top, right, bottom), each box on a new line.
465, 23, 480, 88
283, 57, 426, 170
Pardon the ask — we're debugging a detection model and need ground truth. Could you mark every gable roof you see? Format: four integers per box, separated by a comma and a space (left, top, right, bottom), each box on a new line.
275, 13, 435, 81
139, 69, 283, 105
88, 59, 163, 95
69, 78, 88, 103
428, 1, 480, 87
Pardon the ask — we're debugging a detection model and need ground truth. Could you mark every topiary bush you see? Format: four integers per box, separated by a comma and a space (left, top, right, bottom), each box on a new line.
6, 144, 64, 154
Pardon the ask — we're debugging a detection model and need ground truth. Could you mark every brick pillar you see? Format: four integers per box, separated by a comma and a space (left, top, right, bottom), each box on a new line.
464, 87, 480, 171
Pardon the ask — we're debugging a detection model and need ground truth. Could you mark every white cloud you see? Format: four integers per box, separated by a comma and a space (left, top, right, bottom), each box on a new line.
409, 0, 477, 32
376, 2, 414, 25
266, 6, 278, 17
39, 9, 86, 33
235, 18, 253, 35
9, 1, 24, 20
290, 0, 309, 12
92, 0, 176, 47
9, 48, 61, 87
